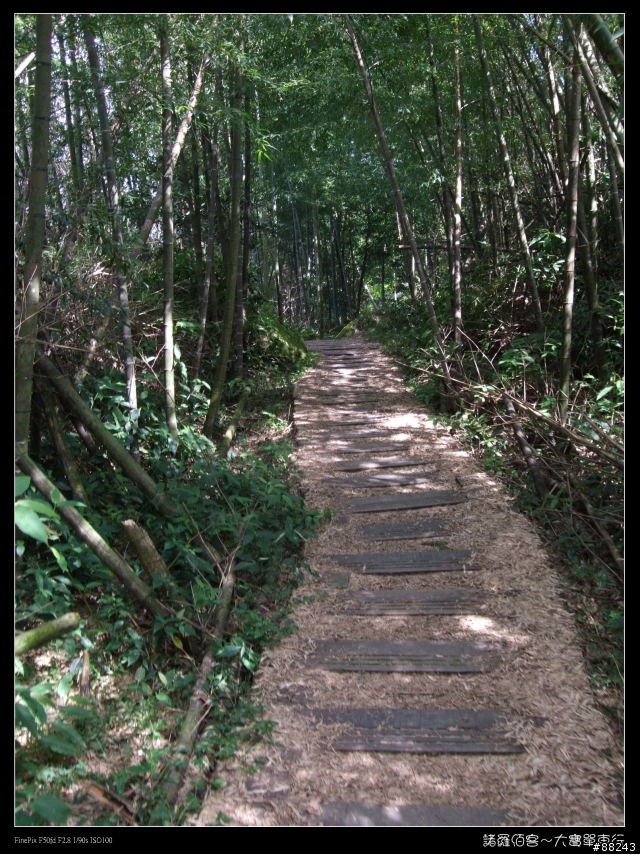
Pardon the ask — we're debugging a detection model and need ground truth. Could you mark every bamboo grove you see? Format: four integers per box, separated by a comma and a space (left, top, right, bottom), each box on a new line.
15, 14, 623, 821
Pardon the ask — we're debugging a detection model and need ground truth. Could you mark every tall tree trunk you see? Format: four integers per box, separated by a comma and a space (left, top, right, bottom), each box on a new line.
203, 56, 243, 438
82, 16, 138, 421
312, 187, 324, 337
453, 38, 463, 345
194, 125, 218, 380
559, 32, 582, 425
57, 26, 80, 197
474, 15, 545, 333
582, 14, 624, 87
235, 108, 251, 380
161, 21, 178, 438
344, 14, 449, 379
425, 19, 454, 285
16, 14, 52, 460
137, 55, 208, 249
272, 193, 283, 322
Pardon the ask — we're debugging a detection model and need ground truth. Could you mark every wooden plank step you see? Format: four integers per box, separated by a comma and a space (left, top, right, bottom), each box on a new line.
319, 802, 509, 827
298, 418, 382, 427
330, 443, 412, 454
344, 491, 466, 512
306, 429, 393, 440
359, 520, 447, 540
344, 588, 486, 615
328, 549, 477, 574
307, 640, 500, 672
325, 471, 435, 488
324, 572, 350, 588
311, 707, 523, 754
332, 457, 430, 471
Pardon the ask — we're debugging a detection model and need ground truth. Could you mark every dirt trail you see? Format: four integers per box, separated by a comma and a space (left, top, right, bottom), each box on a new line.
195, 335, 623, 827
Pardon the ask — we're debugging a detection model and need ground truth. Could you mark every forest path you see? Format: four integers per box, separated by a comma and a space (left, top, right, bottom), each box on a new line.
195, 335, 623, 827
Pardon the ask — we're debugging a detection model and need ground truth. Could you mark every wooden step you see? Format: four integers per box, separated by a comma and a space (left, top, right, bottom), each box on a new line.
344, 491, 466, 512
310, 707, 523, 754
307, 640, 501, 672
344, 589, 487, 615
319, 801, 509, 826
358, 520, 447, 540
332, 457, 431, 471
329, 549, 477, 573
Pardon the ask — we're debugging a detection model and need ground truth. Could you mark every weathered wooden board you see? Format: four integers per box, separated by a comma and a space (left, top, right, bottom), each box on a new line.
319, 802, 509, 827
331, 443, 412, 454
313, 707, 507, 728
308, 429, 393, 440
325, 471, 435, 488
344, 589, 487, 615
332, 457, 431, 471
344, 491, 466, 512
298, 418, 382, 427
330, 549, 472, 566
308, 640, 500, 672
311, 707, 522, 754
359, 520, 447, 540
328, 549, 477, 574
324, 572, 350, 589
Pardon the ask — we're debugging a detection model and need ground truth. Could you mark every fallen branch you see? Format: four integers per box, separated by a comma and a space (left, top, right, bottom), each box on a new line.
404, 361, 623, 470
162, 558, 236, 805
15, 612, 80, 655
121, 519, 173, 584
502, 394, 550, 498
16, 453, 172, 621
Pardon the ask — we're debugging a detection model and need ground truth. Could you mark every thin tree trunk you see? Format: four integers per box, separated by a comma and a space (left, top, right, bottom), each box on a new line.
137, 55, 208, 249
15, 14, 52, 461
203, 54, 243, 437
38, 379, 90, 504
344, 14, 449, 379
82, 15, 137, 421
576, 37, 623, 177
606, 141, 624, 253
425, 19, 454, 284
474, 15, 545, 333
577, 190, 608, 384
161, 22, 178, 437
236, 106, 251, 379
582, 13, 624, 87
312, 187, 324, 337
559, 32, 581, 425
194, 126, 218, 380
57, 26, 79, 196
453, 39, 463, 345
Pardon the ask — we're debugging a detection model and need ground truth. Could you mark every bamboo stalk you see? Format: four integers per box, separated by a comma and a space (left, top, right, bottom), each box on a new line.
15, 612, 80, 655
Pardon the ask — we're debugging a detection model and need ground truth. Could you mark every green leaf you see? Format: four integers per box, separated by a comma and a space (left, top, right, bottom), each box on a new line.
56, 672, 74, 698
31, 793, 71, 825
15, 702, 40, 737
156, 691, 171, 705
50, 547, 68, 572
52, 719, 86, 748
596, 385, 613, 400
217, 645, 242, 658
15, 504, 49, 543
59, 704, 95, 720
16, 499, 60, 520
39, 734, 82, 756
50, 488, 63, 505
15, 476, 31, 498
